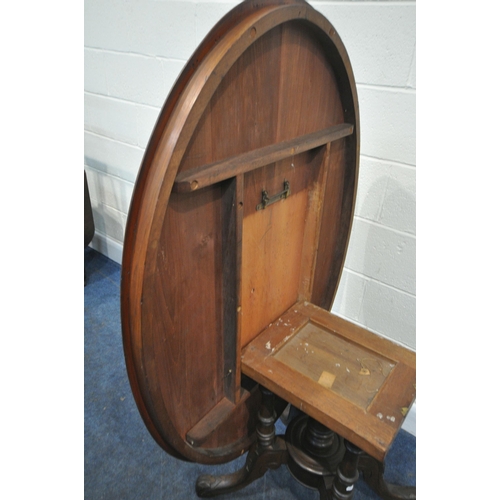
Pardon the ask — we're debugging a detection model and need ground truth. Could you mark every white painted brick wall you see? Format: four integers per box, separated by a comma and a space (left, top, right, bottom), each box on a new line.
84, 0, 416, 355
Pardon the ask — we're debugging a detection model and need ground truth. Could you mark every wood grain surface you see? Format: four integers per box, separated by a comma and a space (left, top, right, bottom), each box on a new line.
241, 301, 416, 461
121, 0, 360, 464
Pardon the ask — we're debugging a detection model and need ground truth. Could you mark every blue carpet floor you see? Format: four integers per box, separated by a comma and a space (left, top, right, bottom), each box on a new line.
84, 247, 416, 499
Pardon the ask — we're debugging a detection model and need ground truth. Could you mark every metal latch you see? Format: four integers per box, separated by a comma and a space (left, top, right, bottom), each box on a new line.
256, 180, 291, 211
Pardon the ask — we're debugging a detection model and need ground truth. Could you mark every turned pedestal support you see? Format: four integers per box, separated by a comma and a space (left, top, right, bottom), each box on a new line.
196, 388, 415, 499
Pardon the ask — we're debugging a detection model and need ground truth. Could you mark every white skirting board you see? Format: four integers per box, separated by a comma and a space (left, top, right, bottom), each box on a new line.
89, 232, 123, 265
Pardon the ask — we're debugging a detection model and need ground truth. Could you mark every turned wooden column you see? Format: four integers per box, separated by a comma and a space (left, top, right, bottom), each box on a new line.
333, 441, 364, 500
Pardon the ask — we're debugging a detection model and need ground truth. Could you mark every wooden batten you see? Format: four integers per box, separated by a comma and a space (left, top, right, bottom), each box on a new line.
173, 124, 354, 193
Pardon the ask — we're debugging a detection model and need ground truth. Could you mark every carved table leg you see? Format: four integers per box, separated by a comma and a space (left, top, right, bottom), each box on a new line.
195, 386, 288, 498
358, 454, 416, 500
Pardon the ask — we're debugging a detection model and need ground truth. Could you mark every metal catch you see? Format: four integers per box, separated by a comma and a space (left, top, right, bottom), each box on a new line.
256, 180, 291, 211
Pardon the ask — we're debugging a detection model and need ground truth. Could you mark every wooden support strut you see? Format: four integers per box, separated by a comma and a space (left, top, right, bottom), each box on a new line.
173, 123, 354, 193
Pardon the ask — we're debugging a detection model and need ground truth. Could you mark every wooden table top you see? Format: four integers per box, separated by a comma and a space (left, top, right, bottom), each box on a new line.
121, 0, 360, 464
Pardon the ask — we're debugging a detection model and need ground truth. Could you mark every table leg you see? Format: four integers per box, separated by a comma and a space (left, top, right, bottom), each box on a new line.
195, 386, 288, 497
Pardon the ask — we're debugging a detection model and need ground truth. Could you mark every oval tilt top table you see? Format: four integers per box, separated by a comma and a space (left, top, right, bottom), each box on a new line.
120, 1, 416, 499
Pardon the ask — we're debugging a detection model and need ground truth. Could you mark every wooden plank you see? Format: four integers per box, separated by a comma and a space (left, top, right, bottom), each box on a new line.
221, 178, 239, 402
173, 123, 353, 193
240, 148, 325, 348
144, 186, 225, 437
367, 363, 416, 431
234, 174, 244, 401
220, 174, 245, 404
186, 388, 255, 448
186, 398, 235, 448
298, 142, 331, 300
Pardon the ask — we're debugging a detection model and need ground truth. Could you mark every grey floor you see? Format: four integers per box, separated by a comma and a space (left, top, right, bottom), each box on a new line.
84, 247, 416, 499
